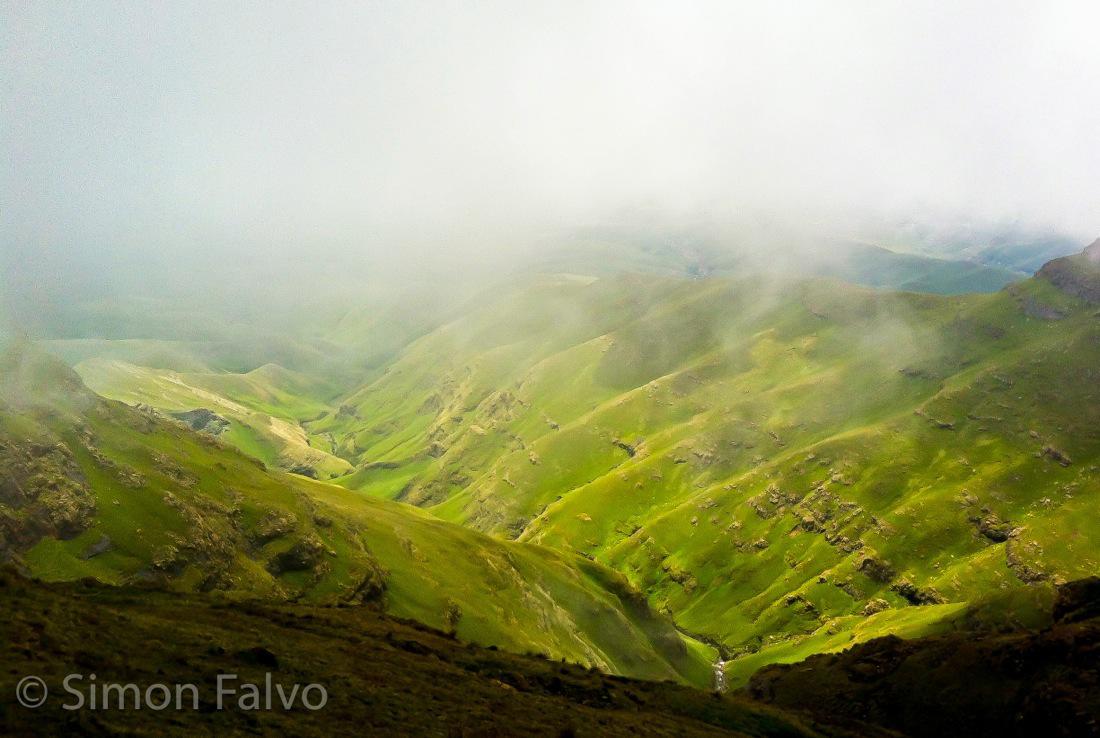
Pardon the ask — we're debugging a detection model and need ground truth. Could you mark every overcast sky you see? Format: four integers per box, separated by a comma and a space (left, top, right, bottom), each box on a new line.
3, 0, 1100, 283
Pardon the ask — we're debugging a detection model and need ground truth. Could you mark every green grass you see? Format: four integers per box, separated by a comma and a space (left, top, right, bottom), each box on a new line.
72, 358, 353, 479
19, 251, 1100, 690
0, 346, 714, 687
298, 266, 1099, 680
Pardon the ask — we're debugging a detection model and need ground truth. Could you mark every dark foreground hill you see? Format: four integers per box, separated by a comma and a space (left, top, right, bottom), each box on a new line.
3, 572, 1099, 737
749, 577, 1100, 738
0, 572, 871, 738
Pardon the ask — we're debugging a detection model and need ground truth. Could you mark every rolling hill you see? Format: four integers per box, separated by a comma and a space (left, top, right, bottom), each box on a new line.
280, 243, 1100, 684
46, 240, 1100, 688
0, 344, 714, 686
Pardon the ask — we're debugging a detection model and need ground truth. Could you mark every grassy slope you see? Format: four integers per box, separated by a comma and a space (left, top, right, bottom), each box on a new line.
0, 347, 713, 687
313, 267, 1099, 684
747, 580, 1100, 738
72, 358, 352, 478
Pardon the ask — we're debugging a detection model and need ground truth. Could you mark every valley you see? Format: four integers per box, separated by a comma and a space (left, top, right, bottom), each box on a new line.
49, 239, 1100, 689
7, 4, 1099, 733
0, 346, 714, 686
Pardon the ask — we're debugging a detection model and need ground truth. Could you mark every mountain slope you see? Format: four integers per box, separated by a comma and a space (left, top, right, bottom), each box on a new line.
72, 357, 352, 479
0, 344, 713, 686
748, 578, 1100, 738
300, 245, 1100, 682
0, 571, 875, 738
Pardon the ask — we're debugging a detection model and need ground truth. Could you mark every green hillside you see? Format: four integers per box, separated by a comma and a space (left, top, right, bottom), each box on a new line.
299, 250, 1099, 684
73, 358, 352, 479
38, 245, 1100, 688
0, 344, 713, 686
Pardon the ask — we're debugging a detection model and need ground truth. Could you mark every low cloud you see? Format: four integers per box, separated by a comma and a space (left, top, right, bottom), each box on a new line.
3, 1, 1099, 301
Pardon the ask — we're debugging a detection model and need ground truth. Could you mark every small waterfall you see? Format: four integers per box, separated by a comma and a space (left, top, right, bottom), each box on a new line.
714, 658, 727, 692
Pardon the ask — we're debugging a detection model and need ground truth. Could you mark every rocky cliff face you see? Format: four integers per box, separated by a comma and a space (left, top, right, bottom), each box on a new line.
0, 438, 96, 561
1038, 238, 1100, 304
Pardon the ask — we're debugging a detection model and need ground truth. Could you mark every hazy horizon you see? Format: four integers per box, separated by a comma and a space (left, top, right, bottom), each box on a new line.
4, 1, 1100, 317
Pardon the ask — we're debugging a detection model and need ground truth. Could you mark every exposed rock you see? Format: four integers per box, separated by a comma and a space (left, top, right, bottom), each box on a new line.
345, 563, 388, 604
80, 534, 112, 560
1053, 577, 1100, 624
1037, 239, 1100, 304
170, 408, 230, 436
1041, 445, 1072, 467
152, 452, 199, 488
0, 439, 96, 557
662, 564, 698, 593
1006, 538, 1049, 584
969, 512, 1013, 543
784, 594, 819, 617
267, 534, 329, 576
151, 544, 188, 575
288, 464, 319, 479
611, 438, 638, 457
857, 555, 896, 584
252, 510, 298, 546
890, 579, 945, 606
862, 598, 890, 616
797, 514, 821, 533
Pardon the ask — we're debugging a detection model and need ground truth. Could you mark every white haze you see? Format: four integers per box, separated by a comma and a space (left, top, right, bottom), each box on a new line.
3, 0, 1100, 302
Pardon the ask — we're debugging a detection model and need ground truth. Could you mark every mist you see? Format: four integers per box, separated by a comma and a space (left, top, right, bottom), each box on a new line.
4, 1, 1100, 327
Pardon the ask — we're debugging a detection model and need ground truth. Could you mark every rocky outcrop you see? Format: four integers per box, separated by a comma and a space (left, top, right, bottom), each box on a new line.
969, 511, 1013, 543
0, 438, 96, 559
170, 408, 229, 436
857, 554, 896, 584
251, 510, 298, 546
1037, 238, 1100, 305
890, 579, 945, 606
1041, 445, 1072, 467
611, 438, 639, 457
267, 534, 330, 575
